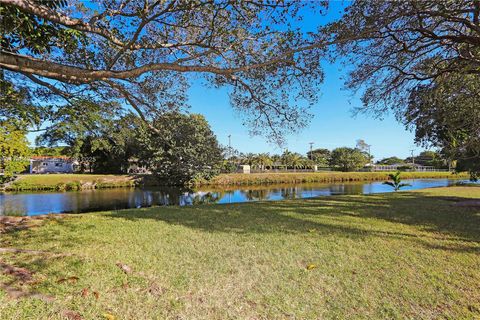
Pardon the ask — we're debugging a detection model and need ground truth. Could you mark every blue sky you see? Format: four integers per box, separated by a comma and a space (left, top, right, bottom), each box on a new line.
188, 64, 421, 161
187, 2, 423, 160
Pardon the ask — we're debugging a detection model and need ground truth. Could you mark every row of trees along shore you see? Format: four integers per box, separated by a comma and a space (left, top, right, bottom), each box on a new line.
1, 0, 479, 181
224, 149, 450, 173
1, 112, 453, 186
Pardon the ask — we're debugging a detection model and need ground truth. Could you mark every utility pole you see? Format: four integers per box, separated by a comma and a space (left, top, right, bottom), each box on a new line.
228, 134, 232, 158
368, 144, 372, 164
308, 142, 314, 160
410, 149, 415, 165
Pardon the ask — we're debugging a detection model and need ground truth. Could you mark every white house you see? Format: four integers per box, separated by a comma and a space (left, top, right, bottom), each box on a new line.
29, 156, 77, 174
368, 163, 438, 172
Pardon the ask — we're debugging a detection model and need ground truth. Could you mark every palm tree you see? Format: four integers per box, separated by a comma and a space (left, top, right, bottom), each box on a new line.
271, 154, 282, 171
290, 153, 305, 172
383, 171, 411, 191
254, 153, 273, 171
242, 153, 256, 167
281, 150, 293, 171
302, 158, 316, 170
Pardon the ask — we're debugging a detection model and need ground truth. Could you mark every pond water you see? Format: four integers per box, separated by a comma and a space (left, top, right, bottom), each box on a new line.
0, 178, 475, 216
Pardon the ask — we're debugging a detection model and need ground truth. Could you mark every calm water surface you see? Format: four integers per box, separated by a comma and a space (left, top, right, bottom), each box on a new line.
0, 178, 475, 216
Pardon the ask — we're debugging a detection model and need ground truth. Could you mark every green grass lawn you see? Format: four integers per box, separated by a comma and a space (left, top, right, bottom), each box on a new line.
1, 186, 479, 319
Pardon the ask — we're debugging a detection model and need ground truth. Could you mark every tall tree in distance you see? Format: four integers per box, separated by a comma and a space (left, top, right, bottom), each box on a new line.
356, 139, 372, 163
307, 148, 331, 167
329, 147, 369, 172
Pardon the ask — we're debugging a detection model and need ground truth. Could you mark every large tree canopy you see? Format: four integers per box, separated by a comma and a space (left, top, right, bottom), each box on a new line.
331, 0, 480, 114
329, 147, 369, 172
0, 0, 328, 143
406, 73, 480, 177
330, 0, 480, 177
137, 112, 223, 184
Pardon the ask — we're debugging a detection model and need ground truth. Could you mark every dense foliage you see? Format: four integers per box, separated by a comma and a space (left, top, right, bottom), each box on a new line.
2, 1, 478, 179
38, 110, 223, 185
0, 121, 30, 179
329, 147, 369, 172
376, 157, 405, 166
306, 148, 331, 167
406, 75, 480, 179
137, 113, 224, 185
331, 0, 480, 178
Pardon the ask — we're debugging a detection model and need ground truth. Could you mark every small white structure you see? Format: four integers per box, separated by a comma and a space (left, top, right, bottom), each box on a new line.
30, 156, 77, 174
238, 164, 251, 174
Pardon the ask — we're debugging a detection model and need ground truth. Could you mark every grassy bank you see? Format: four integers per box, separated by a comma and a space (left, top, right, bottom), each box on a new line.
201, 171, 469, 186
4, 174, 139, 191
1, 186, 479, 319
3, 172, 469, 192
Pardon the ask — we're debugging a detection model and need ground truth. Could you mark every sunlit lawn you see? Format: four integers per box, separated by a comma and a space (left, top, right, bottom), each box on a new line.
1, 186, 479, 319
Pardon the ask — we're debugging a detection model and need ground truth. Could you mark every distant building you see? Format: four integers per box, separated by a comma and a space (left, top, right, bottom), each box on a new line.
368, 163, 440, 172
29, 156, 78, 174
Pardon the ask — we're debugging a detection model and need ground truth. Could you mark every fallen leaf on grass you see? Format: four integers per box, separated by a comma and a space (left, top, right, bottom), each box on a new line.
147, 282, 166, 296
57, 276, 79, 284
115, 262, 132, 274
306, 264, 317, 270
93, 291, 100, 299
63, 310, 83, 320
81, 288, 88, 297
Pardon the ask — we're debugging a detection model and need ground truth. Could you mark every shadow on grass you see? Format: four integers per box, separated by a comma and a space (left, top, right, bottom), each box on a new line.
107, 192, 480, 250
1, 191, 478, 302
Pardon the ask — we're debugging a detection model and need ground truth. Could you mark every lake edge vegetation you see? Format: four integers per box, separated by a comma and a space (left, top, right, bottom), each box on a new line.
196, 171, 469, 186
2, 171, 469, 192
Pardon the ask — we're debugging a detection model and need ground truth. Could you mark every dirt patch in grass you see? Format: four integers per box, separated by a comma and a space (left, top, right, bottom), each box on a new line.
0, 261, 54, 301
0, 214, 66, 234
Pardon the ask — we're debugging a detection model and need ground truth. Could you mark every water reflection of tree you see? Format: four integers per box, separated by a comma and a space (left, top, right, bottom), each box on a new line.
190, 192, 222, 205
142, 187, 188, 206
241, 189, 270, 201
281, 186, 300, 199
328, 183, 364, 195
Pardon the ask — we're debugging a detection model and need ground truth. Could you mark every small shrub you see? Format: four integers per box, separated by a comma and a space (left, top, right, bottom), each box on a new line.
383, 171, 411, 191
56, 183, 67, 191
66, 181, 81, 191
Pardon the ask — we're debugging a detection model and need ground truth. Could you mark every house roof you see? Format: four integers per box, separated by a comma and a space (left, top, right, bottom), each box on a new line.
31, 156, 73, 161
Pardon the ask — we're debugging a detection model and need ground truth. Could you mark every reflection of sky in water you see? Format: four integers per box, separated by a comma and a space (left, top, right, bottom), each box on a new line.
0, 179, 476, 216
